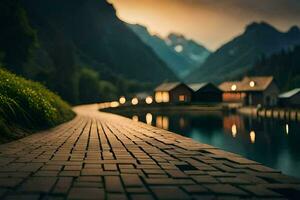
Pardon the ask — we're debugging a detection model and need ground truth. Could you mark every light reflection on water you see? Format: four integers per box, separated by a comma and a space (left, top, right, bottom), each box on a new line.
117, 110, 300, 178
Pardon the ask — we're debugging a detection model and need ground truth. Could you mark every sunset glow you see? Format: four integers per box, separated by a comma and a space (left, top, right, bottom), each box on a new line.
109, 0, 300, 50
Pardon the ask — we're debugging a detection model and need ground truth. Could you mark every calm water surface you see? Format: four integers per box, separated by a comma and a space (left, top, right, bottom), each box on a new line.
115, 110, 300, 178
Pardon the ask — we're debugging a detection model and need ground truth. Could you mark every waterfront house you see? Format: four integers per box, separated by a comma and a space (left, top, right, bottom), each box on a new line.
154, 82, 192, 103
279, 88, 300, 107
188, 83, 222, 103
219, 76, 279, 106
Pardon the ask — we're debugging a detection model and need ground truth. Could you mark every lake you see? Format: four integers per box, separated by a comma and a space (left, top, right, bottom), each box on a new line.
114, 109, 300, 178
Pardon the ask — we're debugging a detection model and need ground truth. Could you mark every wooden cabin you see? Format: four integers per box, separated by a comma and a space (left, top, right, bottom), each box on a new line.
279, 88, 300, 107
188, 83, 222, 103
154, 82, 192, 104
219, 76, 279, 106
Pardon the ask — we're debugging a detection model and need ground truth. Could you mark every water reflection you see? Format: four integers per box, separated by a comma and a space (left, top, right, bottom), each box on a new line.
156, 116, 169, 130
231, 124, 237, 138
132, 115, 139, 122
146, 113, 152, 125
122, 110, 300, 178
250, 131, 256, 144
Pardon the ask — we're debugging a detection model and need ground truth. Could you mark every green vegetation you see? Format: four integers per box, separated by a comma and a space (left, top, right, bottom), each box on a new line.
249, 45, 300, 91
0, 68, 75, 143
0, 0, 176, 104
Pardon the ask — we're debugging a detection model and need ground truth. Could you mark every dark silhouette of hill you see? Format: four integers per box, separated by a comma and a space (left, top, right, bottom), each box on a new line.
248, 45, 300, 91
0, 0, 177, 104
129, 24, 210, 78
187, 22, 300, 83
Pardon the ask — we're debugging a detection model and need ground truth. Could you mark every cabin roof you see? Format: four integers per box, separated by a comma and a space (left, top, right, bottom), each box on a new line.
188, 83, 209, 92
154, 82, 182, 92
279, 88, 300, 98
219, 76, 274, 92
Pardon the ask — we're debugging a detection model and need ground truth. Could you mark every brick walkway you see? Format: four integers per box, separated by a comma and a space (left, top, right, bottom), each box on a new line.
0, 104, 299, 199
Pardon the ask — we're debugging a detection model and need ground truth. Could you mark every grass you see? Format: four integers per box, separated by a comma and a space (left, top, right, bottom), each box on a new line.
0, 68, 75, 143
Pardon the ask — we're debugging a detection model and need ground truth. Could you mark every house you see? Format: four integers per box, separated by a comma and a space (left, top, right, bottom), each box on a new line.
279, 88, 300, 107
219, 76, 279, 106
154, 82, 192, 104
188, 83, 222, 103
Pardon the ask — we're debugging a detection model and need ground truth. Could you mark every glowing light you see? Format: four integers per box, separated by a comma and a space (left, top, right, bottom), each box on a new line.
179, 95, 185, 102
156, 116, 169, 129
285, 124, 289, 135
119, 96, 126, 104
231, 124, 237, 138
231, 84, 237, 91
162, 116, 169, 130
175, 45, 183, 53
250, 131, 256, 144
156, 116, 163, 128
146, 113, 152, 125
131, 98, 139, 105
110, 101, 119, 108
145, 96, 153, 104
132, 115, 139, 122
162, 92, 170, 102
249, 81, 255, 87
155, 92, 162, 103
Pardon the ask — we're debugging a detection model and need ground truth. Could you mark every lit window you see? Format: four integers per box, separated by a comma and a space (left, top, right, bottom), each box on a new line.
179, 95, 185, 102
231, 84, 237, 91
285, 124, 289, 135
155, 92, 162, 103
145, 96, 153, 104
131, 98, 138, 105
249, 81, 255, 87
162, 92, 170, 102
119, 96, 126, 104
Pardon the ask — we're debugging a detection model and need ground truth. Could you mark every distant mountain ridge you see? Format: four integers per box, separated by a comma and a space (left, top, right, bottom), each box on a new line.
187, 22, 300, 83
129, 24, 210, 78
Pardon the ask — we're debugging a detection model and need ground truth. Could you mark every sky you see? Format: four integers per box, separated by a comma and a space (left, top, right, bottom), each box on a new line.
108, 0, 300, 50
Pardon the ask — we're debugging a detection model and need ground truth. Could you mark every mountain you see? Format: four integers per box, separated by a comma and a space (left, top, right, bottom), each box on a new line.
248, 45, 300, 91
129, 24, 210, 78
0, 0, 177, 104
187, 22, 300, 83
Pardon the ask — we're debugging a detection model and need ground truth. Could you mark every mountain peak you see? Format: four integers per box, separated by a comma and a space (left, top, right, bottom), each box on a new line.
288, 26, 300, 35
245, 21, 278, 33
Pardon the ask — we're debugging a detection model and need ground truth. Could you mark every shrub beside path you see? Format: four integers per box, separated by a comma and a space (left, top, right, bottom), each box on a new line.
0, 104, 299, 199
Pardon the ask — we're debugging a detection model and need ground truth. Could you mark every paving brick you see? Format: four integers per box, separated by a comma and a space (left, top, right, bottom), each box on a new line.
0, 105, 298, 199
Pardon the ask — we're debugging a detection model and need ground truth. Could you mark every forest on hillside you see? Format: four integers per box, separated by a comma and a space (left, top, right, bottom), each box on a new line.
249, 45, 300, 91
0, 0, 176, 104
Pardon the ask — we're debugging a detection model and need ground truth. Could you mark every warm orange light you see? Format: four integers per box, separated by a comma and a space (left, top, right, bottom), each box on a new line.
162, 116, 169, 130
145, 96, 153, 104
119, 96, 126, 104
162, 92, 169, 102
156, 116, 163, 128
155, 92, 163, 103
249, 81, 255, 87
179, 95, 185, 102
110, 101, 120, 108
250, 131, 256, 143
231, 124, 237, 137
132, 115, 139, 122
231, 84, 237, 91
131, 98, 139, 105
146, 113, 152, 125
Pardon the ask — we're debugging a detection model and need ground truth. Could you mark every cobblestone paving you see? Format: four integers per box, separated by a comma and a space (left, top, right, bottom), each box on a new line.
0, 104, 300, 199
